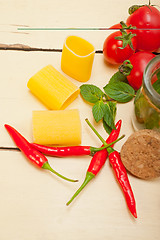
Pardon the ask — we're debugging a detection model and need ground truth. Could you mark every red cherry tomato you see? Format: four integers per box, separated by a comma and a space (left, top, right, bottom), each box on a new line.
110, 23, 122, 29
126, 6, 160, 52
126, 51, 155, 90
103, 25, 137, 65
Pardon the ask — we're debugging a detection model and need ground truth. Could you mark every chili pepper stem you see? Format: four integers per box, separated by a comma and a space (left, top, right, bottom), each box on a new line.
90, 135, 125, 154
66, 120, 122, 206
66, 172, 94, 205
42, 162, 78, 182
85, 119, 107, 146
90, 145, 109, 153
106, 146, 115, 154
85, 118, 125, 147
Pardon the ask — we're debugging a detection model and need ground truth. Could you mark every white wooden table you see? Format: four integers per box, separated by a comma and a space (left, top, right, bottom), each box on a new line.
0, 0, 160, 239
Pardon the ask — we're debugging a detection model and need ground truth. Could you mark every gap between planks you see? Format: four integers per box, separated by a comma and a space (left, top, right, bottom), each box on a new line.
0, 44, 159, 54
0, 43, 103, 53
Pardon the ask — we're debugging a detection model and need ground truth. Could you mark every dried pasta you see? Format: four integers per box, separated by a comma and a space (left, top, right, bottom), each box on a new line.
32, 109, 81, 145
27, 65, 80, 110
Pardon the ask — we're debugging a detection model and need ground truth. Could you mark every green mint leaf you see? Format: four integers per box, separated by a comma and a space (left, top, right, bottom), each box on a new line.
92, 101, 106, 122
144, 111, 159, 129
80, 84, 104, 103
134, 88, 141, 103
153, 79, 160, 94
103, 82, 135, 103
157, 70, 160, 80
103, 102, 117, 130
109, 71, 128, 84
109, 101, 117, 121
153, 71, 160, 94
103, 119, 112, 135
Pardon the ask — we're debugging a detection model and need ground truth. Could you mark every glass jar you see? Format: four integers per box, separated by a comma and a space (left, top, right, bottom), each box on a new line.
132, 55, 160, 131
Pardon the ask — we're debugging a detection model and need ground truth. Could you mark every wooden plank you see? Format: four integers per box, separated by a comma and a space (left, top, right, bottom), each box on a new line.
0, 0, 160, 239
0, 0, 159, 49
0, 50, 160, 240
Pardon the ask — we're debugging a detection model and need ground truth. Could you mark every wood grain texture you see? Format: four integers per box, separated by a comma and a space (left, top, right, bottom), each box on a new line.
0, 0, 160, 239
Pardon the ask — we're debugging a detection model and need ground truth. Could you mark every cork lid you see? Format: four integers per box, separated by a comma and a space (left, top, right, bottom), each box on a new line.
120, 129, 160, 180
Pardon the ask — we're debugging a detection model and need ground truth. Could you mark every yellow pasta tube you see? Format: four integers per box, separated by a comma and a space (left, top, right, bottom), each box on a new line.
61, 36, 95, 82
27, 65, 80, 110
32, 109, 81, 145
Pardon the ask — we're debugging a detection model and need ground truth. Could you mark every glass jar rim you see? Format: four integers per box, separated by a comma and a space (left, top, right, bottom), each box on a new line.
143, 55, 160, 108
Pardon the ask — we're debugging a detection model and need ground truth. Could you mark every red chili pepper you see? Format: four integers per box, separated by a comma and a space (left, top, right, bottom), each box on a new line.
30, 143, 120, 157
4, 124, 78, 182
107, 147, 137, 218
30, 144, 91, 156
66, 120, 122, 205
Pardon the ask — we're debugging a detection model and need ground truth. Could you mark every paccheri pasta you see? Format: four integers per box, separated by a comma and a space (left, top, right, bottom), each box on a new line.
32, 109, 81, 145
27, 65, 80, 110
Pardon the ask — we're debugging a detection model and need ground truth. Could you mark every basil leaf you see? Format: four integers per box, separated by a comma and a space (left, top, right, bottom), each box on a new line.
80, 84, 104, 103
92, 101, 106, 122
109, 71, 128, 84
104, 82, 135, 102
103, 102, 117, 129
